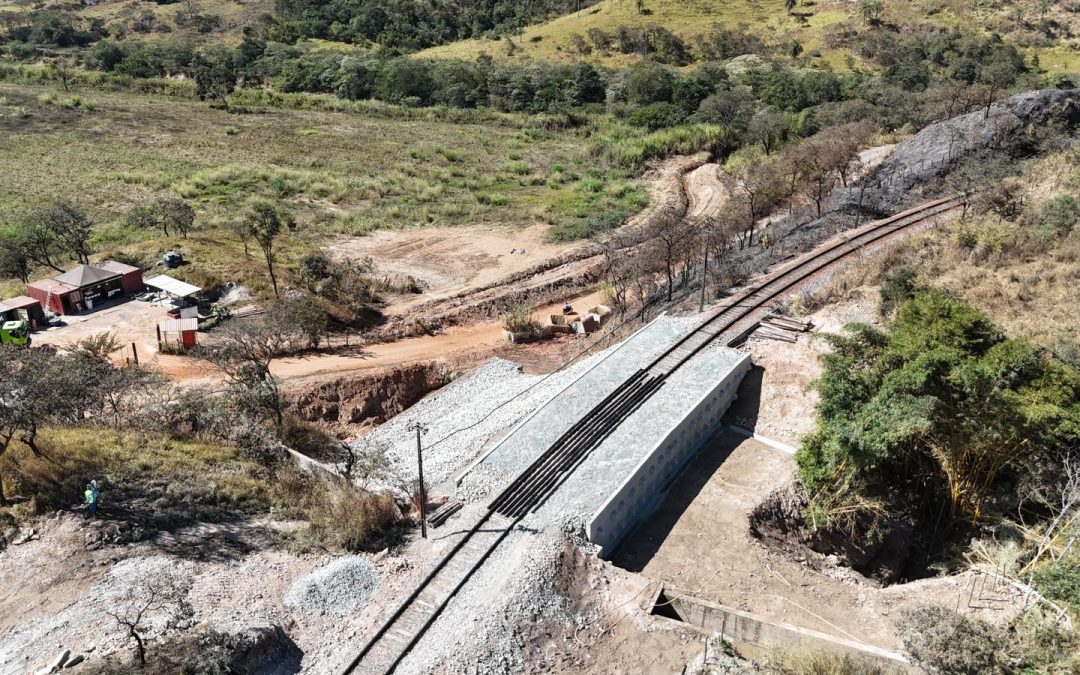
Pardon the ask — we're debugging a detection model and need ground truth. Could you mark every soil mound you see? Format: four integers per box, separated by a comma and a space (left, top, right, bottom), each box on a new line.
749, 485, 913, 584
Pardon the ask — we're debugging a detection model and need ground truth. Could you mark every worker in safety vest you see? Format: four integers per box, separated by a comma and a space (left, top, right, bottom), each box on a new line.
84, 480, 99, 516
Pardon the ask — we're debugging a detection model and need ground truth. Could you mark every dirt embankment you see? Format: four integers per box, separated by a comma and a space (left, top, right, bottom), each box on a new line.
287, 362, 453, 437
683, 162, 734, 220
375, 154, 706, 337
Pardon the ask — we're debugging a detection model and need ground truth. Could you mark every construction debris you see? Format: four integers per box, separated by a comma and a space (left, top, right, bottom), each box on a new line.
762, 315, 813, 332
754, 314, 814, 343
428, 498, 463, 528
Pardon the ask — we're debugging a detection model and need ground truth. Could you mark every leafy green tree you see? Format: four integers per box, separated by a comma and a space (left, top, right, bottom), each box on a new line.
625, 61, 674, 105
87, 40, 125, 71
26, 200, 92, 265
192, 46, 237, 110
568, 62, 607, 105
798, 291, 1080, 529
376, 57, 435, 105
243, 201, 288, 298
0, 228, 33, 283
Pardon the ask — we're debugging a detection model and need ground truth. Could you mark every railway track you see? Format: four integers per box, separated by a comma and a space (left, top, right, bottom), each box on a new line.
341, 194, 964, 675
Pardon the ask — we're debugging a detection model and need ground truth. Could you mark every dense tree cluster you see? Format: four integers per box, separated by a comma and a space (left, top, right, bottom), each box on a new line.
268, 0, 599, 50
798, 290, 1080, 540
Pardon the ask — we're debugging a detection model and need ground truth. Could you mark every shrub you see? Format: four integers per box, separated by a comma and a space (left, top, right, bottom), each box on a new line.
878, 266, 920, 317
897, 606, 1007, 675
1034, 194, 1080, 240
277, 417, 342, 463
627, 102, 685, 131
502, 304, 542, 334
1033, 558, 1080, 613
277, 470, 401, 552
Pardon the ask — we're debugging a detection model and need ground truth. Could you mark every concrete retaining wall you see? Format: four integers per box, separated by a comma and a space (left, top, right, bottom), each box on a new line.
656, 588, 911, 672
587, 354, 752, 556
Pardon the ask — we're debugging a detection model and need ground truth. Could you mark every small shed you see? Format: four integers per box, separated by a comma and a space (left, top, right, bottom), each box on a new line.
157, 317, 198, 350
26, 278, 80, 315
0, 296, 46, 330
99, 260, 144, 295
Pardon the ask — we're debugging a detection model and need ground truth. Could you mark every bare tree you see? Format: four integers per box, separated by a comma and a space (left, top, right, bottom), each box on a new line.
600, 233, 637, 314
733, 161, 781, 249
107, 568, 193, 666
645, 212, 694, 301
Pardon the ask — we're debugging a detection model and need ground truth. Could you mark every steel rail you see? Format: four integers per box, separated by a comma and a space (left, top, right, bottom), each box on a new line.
341, 194, 964, 675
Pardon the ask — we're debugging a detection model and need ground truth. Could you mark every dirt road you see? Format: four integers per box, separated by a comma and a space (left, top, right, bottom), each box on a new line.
155, 290, 606, 385
683, 163, 733, 220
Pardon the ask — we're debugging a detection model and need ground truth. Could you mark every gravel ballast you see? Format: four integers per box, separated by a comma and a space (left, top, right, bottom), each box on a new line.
283, 557, 380, 617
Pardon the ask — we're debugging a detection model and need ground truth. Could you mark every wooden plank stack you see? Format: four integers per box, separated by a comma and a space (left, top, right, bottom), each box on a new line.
754, 314, 813, 343
427, 498, 463, 528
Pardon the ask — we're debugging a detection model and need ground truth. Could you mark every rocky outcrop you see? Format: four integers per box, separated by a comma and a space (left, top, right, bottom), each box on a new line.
862, 88, 1080, 209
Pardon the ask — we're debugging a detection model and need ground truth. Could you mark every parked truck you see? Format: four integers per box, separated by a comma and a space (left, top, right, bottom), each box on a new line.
0, 320, 30, 346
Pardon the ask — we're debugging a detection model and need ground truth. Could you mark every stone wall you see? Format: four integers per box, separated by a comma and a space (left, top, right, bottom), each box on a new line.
587, 354, 751, 556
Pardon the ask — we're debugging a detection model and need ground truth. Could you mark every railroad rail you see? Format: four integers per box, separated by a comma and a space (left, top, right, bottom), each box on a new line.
341, 194, 965, 675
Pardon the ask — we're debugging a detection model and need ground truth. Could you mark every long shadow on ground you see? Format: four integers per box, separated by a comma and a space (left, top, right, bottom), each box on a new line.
608, 431, 742, 573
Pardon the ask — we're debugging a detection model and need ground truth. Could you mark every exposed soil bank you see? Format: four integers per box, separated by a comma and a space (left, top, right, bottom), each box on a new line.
287, 362, 453, 437
748, 485, 915, 585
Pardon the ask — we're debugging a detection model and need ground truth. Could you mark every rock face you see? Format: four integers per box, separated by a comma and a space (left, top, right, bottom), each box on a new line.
866, 88, 1080, 207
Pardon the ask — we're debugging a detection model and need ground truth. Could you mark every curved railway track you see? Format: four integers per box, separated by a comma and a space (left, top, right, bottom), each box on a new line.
341, 194, 965, 675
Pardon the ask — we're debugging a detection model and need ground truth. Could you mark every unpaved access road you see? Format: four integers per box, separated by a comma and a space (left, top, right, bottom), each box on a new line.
683, 163, 733, 220
154, 289, 606, 385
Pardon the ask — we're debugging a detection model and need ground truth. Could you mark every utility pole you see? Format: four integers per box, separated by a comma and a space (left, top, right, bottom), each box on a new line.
699, 222, 711, 313
407, 421, 429, 539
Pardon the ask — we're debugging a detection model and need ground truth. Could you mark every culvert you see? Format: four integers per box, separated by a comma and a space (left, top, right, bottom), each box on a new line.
648, 585, 912, 672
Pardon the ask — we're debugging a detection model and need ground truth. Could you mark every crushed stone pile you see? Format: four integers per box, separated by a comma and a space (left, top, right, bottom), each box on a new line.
283, 557, 379, 617
354, 354, 606, 493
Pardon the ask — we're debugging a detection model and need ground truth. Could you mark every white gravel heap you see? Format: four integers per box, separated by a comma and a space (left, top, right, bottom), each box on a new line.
354, 355, 605, 493
283, 557, 379, 617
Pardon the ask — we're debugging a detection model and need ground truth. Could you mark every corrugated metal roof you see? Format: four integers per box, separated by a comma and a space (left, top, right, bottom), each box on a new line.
55, 265, 120, 287
145, 275, 201, 298
2, 296, 40, 310
99, 260, 141, 275
158, 318, 198, 333
27, 279, 79, 294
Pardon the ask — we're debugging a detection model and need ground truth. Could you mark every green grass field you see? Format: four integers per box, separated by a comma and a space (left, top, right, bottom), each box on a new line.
0, 81, 646, 290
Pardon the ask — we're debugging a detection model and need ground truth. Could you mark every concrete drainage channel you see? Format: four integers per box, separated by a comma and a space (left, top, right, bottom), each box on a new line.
648, 586, 911, 673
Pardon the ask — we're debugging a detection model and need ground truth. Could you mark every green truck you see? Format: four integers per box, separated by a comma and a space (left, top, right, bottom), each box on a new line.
0, 320, 30, 346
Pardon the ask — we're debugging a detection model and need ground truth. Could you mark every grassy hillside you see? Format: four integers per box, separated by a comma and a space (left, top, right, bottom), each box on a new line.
418, 0, 848, 67
0, 81, 644, 293
0, 0, 271, 44
417, 0, 1080, 73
